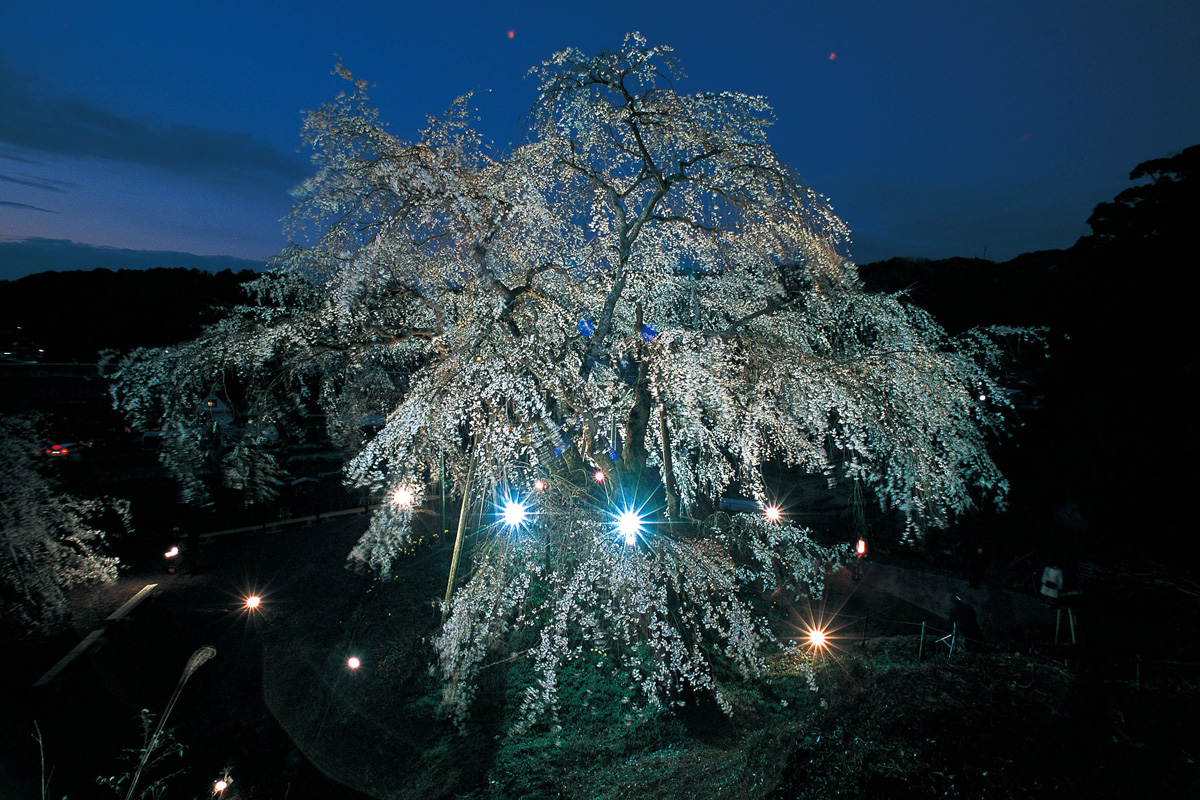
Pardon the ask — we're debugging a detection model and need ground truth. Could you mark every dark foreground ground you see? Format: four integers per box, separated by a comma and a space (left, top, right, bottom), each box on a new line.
3, 514, 1198, 799
1, 516, 377, 800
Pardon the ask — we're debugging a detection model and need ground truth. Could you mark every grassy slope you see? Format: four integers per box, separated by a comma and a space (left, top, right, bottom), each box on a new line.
260, 525, 1200, 800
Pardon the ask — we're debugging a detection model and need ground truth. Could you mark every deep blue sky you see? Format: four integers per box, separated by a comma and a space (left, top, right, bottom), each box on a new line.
2, 1, 1198, 279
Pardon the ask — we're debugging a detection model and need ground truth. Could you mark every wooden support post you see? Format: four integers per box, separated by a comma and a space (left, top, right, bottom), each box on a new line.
442, 456, 476, 620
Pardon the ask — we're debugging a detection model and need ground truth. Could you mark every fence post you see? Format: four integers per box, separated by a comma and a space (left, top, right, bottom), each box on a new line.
917, 621, 926, 662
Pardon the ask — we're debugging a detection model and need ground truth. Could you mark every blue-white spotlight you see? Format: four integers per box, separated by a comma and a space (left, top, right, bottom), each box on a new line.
501, 498, 529, 530
614, 507, 644, 546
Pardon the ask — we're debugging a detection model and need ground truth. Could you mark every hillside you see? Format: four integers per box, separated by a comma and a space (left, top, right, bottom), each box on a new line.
0, 267, 258, 362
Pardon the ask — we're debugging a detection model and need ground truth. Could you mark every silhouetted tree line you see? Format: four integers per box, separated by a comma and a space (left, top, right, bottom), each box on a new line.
861, 144, 1199, 557
0, 267, 258, 362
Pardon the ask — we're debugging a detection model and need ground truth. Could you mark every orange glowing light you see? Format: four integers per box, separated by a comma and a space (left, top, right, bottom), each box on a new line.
764, 505, 782, 522
392, 487, 414, 507
533, 478, 546, 492
593, 470, 605, 483
164, 546, 179, 558
245, 595, 261, 610
829, 52, 837, 60
347, 656, 361, 670
856, 538, 866, 556
214, 778, 230, 792
507, 30, 515, 38
807, 628, 828, 648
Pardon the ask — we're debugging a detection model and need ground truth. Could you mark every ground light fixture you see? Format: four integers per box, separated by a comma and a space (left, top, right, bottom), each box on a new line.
807, 627, 829, 648
501, 498, 528, 529
347, 656, 361, 670
614, 507, 644, 547
593, 470, 606, 483
213, 777, 230, 793
764, 505, 782, 522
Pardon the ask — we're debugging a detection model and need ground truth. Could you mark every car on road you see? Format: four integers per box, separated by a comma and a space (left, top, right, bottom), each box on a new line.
44, 441, 91, 460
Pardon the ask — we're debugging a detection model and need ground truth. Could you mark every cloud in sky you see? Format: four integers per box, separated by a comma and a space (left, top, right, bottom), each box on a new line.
0, 200, 57, 214
0, 237, 265, 282
0, 63, 308, 189
0, 173, 75, 192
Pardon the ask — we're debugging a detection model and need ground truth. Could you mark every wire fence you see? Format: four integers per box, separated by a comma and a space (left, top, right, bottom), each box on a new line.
791, 601, 1200, 689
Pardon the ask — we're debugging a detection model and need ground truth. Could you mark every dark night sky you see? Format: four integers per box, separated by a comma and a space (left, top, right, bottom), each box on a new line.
2, 1, 1198, 279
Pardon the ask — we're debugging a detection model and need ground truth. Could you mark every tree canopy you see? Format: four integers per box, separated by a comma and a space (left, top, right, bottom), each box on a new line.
0, 416, 124, 636
1085, 143, 1200, 245
111, 34, 1034, 724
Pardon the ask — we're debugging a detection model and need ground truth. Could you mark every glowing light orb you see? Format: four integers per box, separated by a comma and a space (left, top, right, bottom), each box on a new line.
807, 628, 828, 648
533, 479, 546, 492
614, 508, 644, 546
764, 505, 782, 522
392, 487, 414, 507
856, 538, 866, 556
347, 656, 361, 670
506, 29, 515, 38
594, 470, 606, 483
214, 779, 229, 792
164, 546, 179, 558
245, 595, 261, 609
501, 499, 528, 529
829, 52, 837, 60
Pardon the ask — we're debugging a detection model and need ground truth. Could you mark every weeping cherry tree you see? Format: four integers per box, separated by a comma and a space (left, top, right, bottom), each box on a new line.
111, 34, 1035, 726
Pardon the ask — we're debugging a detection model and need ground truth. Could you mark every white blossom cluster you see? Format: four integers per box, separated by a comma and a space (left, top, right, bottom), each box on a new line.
434, 491, 842, 729
0, 416, 125, 635
109, 34, 1036, 723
